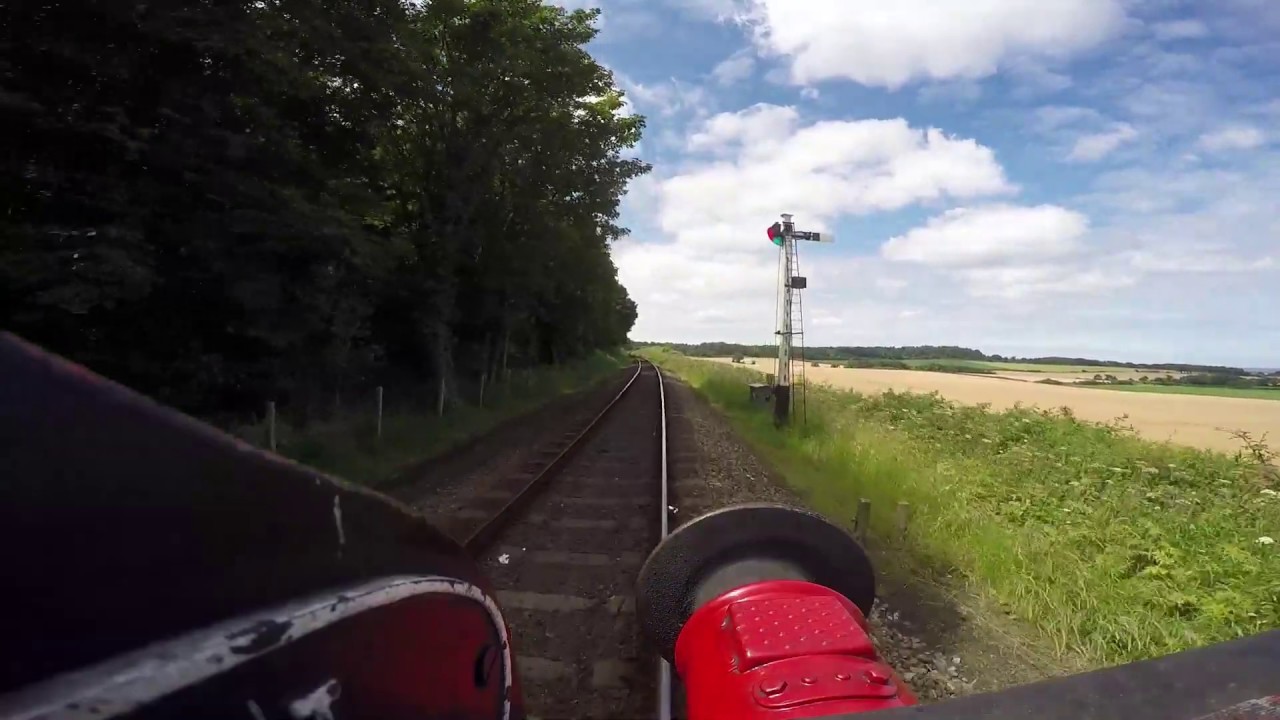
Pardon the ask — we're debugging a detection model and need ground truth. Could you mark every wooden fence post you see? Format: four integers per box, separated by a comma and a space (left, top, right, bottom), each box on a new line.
266, 401, 277, 452
375, 386, 384, 441
895, 501, 911, 541
855, 498, 871, 545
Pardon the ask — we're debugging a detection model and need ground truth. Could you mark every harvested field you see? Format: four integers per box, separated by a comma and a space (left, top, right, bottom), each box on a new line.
704, 358, 1280, 453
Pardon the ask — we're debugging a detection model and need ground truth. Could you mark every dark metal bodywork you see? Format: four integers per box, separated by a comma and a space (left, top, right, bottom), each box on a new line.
0, 333, 516, 718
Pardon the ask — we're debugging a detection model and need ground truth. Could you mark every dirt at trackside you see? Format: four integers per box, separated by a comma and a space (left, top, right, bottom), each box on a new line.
662, 375, 1072, 702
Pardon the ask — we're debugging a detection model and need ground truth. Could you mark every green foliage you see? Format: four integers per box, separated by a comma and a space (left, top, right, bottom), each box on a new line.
845, 358, 910, 369
910, 361, 997, 375
3, 0, 644, 419
644, 349, 1280, 668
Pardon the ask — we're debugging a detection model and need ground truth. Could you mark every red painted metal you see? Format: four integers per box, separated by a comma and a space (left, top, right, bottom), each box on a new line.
675, 580, 916, 720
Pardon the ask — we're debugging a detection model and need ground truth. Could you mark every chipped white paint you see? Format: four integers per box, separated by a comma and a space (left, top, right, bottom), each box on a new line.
288, 679, 340, 720
0, 577, 513, 720
332, 495, 345, 547
246, 700, 268, 720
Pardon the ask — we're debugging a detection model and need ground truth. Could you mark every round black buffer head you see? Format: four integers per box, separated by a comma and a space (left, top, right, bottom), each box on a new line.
636, 503, 877, 662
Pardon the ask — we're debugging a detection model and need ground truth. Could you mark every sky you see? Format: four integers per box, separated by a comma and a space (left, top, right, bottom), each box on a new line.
565, 0, 1278, 366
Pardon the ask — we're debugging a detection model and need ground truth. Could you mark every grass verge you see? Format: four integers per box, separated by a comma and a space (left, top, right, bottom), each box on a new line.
234, 350, 630, 488
1080, 383, 1280, 402
644, 348, 1280, 669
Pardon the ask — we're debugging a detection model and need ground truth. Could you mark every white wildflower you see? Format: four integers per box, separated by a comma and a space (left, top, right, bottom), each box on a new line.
1257, 536, 1275, 546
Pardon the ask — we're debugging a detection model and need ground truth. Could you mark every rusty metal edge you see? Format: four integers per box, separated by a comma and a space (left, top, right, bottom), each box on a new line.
462, 360, 648, 555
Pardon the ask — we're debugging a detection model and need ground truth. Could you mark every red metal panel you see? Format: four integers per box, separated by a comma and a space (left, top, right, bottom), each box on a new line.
675, 580, 916, 720
728, 595, 877, 668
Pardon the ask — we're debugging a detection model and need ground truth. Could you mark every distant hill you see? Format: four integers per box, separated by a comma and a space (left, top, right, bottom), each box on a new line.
631, 341, 1251, 376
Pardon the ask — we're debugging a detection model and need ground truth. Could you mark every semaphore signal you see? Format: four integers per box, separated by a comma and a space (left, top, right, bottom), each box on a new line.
769, 213, 833, 426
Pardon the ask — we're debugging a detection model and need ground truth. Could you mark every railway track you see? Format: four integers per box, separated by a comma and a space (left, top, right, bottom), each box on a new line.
437, 360, 672, 720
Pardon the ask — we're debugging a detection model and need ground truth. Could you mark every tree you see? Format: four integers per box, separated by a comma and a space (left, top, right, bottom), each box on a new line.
2, 0, 645, 418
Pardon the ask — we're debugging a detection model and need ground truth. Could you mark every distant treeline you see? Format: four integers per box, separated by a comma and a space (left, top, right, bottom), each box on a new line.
1075, 373, 1280, 389
632, 342, 1255, 376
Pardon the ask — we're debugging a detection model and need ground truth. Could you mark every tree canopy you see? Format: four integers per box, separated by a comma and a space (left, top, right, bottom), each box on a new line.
3, 0, 645, 417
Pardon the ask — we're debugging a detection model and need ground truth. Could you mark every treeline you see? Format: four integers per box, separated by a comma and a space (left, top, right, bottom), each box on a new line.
634, 342, 1249, 375
641, 343, 987, 361
1081, 373, 1280, 389
3, 0, 644, 419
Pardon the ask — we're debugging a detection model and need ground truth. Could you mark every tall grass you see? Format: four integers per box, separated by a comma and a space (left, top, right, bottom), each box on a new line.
644, 348, 1280, 668
233, 351, 630, 487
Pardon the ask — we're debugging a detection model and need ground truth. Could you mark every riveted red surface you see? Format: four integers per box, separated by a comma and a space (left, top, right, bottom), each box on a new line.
729, 595, 876, 669
675, 580, 916, 720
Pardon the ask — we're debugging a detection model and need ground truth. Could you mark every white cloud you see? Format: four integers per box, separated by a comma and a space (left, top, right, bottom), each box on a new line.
1005, 57, 1075, 98
875, 277, 908, 294
687, 103, 799, 154
957, 264, 1136, 300
1197, 126, 1266, 152
737, 0, 1125, 88
1124, 247, 1274, 273
1067, 122, 1138, 162
617, 106, 1017, 342
800, 87, 820, 100
881, 204, 1088, 267
1030, 106, 1139, 163
1151, 19, 1210, 41
612, 71, 711, 119
664, 107, 1016, 253
1033, 105, 1104, 132
711, 50, 756, 85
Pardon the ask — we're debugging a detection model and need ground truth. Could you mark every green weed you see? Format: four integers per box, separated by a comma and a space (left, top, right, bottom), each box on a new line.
644, 349, 1280, 668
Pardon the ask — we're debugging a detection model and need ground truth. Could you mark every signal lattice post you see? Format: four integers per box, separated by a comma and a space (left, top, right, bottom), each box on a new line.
767, 214, 832, 426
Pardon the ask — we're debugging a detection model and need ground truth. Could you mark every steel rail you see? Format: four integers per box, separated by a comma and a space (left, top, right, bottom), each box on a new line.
462, 360, 646, 555
654, 361, 673, 720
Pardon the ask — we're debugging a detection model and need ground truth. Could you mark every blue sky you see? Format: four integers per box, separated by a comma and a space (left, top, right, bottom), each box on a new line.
566, 0, 1279, 366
